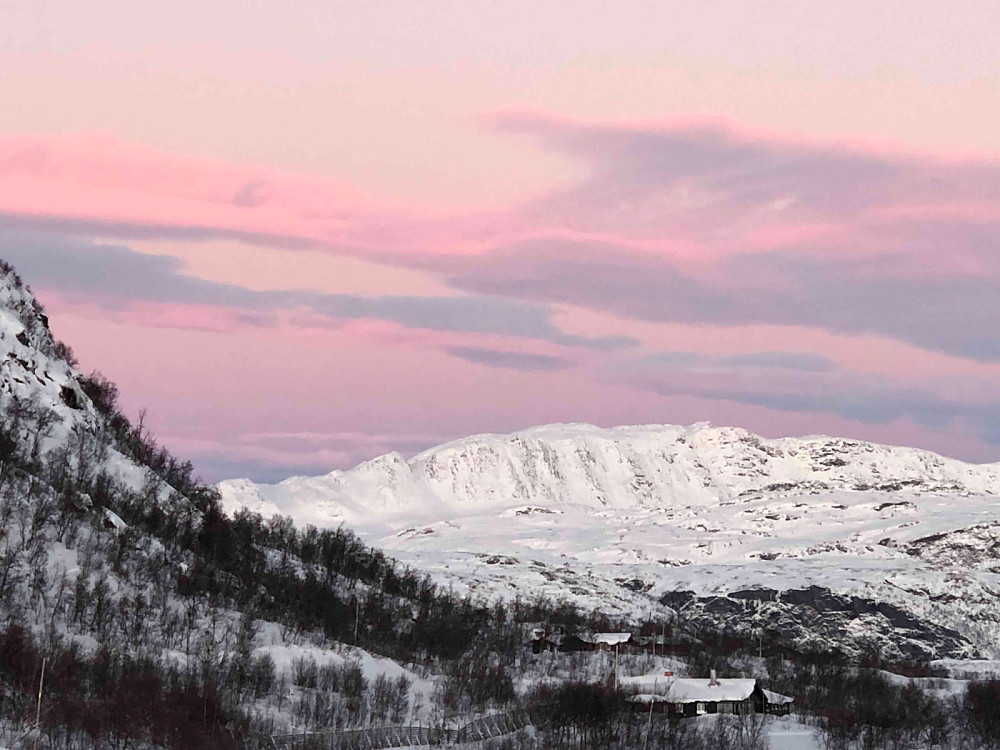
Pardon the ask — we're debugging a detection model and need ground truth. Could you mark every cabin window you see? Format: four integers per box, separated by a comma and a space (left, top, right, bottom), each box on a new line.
696, 702, 706, 715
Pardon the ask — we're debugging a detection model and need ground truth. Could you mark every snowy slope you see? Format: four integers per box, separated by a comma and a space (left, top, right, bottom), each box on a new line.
0, 261, 445, 736
0, 267, 96, 435
219, 423, 1000, 660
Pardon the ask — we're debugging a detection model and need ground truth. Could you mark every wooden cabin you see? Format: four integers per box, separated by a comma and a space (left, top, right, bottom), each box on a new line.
628, 674, 796, 719
530, 631, 632, 653
629, 671, 758, 717
759, 688, 794, 716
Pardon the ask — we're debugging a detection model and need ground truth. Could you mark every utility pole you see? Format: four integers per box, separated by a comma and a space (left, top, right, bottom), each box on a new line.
614, 643, 620, 692
642, 678, 658, 750
354, 597, 361, 644
33, 658, 46, 750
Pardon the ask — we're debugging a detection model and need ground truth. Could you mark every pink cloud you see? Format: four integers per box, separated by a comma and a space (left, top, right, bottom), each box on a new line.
5, 120, 999, 277
0, 134, 372, 211
0, 134, 452, 256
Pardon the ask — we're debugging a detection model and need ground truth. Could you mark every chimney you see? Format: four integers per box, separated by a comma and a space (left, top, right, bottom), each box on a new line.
709, 669, 719, 686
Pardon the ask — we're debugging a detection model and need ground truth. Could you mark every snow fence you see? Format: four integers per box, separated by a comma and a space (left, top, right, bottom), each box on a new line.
269, 709, 531, 749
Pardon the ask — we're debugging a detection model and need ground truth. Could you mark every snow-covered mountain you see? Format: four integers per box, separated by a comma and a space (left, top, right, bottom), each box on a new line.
220, 423, 1000, 661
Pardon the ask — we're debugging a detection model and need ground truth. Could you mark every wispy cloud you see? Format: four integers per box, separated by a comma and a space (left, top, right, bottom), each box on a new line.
720, 351, 836, 371
613, 349, 1000, 444
0, 230, 634, 350
445, 346, 572, 371
440, 236, 1000, 361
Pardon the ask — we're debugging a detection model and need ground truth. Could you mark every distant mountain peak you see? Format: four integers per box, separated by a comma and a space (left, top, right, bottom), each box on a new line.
219, 422, 999, 523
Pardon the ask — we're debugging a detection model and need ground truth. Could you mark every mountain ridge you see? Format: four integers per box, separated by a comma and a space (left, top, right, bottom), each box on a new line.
218, 420, 1000, 521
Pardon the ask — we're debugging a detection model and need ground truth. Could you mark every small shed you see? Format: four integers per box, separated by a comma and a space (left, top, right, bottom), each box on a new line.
760, 689, 794, 716
102, 508, 128, 534
627, 693, 673, 714
531, 631, 635, 654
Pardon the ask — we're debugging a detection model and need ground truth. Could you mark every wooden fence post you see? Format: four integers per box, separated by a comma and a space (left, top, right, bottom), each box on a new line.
33, 658, 46, 750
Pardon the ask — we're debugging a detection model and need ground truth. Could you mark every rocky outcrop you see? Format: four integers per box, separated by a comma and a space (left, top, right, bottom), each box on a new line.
662, 586, 976, 661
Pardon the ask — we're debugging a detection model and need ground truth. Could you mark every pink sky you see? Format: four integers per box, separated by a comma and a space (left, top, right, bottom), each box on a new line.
3, 2, 1000, 480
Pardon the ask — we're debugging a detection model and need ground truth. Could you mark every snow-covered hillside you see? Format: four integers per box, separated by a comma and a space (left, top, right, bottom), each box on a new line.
220, 423, 1000, 660
0, 264, 97, 434
0, 260, 476, 741
0, 262, 155, 494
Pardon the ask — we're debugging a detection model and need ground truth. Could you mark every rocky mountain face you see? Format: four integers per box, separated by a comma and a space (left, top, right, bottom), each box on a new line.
0, 262, 98, 438
220, 423, 1000, 661
0, 260, 190, 515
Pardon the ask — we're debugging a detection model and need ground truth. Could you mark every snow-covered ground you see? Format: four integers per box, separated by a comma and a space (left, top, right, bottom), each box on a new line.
931, 659, 1000, 680
254, 620, 437, 722
669, 715, 822, 750
766, 715, 822, 750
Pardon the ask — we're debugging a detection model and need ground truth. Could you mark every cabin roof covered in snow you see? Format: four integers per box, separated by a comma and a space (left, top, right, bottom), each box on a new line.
628, 693, 671, 704
592, 633, 631, 645
666, 678, 757, 703
102, 508, 128, 531
627, 678, 758, 704
762, 689, 794, 705
667, 677, 757, 703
